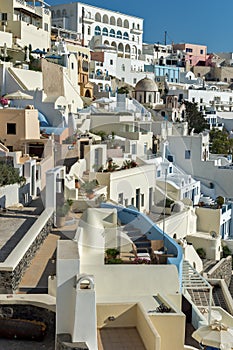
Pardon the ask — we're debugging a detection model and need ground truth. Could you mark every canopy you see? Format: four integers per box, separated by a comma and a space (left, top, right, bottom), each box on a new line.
192, 321, 233, 350
4, 90, 33, 100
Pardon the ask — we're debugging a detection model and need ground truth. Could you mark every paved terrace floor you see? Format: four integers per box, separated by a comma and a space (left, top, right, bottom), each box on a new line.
0, 198, 44, 263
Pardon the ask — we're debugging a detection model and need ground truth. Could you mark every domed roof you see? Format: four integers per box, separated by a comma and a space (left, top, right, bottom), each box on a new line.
135, 77, 158, 92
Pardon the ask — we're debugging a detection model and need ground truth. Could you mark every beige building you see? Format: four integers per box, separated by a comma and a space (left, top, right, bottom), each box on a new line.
0, 0, 51, 52
0, 107, 40, 151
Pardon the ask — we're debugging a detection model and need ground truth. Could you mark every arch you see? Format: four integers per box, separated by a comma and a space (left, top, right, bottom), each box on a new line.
94, 38, 101, 47
110, 16, 116, 25
110, 29, 115, 37
56, 9, 61, 17
62, 9, 67, 17
104, 40, 109, 46
125, 44, 130, 53
95, 12, 101, 22
111, 41, 117, 50
76, 274, 94, 290
117, 17, 122, 27
102, 27, 108, 36
123, 32, 129, 40
85, 89, 91, 98
94, 25, 101, 36
118, 43, 124, 53
124, 19, 129, 28
117, 30, 122, 39
103, 14, 109, 24
98, 83, 103, 91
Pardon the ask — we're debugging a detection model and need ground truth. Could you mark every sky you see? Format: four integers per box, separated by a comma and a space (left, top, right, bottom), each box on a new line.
48, 0, 233, 53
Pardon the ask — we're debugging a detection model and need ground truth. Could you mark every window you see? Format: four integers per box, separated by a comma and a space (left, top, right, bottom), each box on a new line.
131, 198, 134, 206
169, 167, 172, 174
192, 97, 195, 103
157, 170, 161, 177
102, 27, 108, 36
44, 23, 48, 31
7, 123, 16, 135
1, 13, 7, 21
123, 32, 129, 40
118, 193, 123, 204
94, 26, 101, 35
117, 30, 122, 39
110, 59, 113, 65
185, 150, 191, 159
132, 143, 136, 154
200, 49, 204, 54
110, 29, 115, 37
88, 26, 91, 35
122, 64, 125, 71
133, 78, 137, 84
71, 62, 74, 69
141, 194, 144, 207
186, 48, 193, 53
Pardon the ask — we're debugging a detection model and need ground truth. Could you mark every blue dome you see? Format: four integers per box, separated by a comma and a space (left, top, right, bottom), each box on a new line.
38, 111, 50, 127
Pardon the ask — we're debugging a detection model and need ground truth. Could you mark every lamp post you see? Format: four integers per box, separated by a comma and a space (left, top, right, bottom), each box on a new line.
161, 162, 169, 249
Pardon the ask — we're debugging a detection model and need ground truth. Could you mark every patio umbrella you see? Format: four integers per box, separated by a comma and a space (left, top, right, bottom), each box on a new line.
4, 90, 33, 100
192, 321, 233, 350
4, 90, 33, 108
31, 48, 46, 55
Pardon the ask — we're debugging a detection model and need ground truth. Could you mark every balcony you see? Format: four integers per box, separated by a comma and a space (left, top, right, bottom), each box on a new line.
130, 27, 143, 34
83, 15, 95, 24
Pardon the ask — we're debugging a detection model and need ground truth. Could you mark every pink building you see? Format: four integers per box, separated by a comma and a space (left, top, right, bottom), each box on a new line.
173, 43, 207, 67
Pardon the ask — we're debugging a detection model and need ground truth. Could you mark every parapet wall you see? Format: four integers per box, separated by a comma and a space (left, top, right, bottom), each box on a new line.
0, 208, 54, 293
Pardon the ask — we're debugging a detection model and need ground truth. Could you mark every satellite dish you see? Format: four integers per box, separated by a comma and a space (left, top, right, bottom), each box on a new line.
210, 231, 217, 238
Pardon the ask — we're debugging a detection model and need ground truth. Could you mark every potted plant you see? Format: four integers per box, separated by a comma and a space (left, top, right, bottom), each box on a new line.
56, 203, 70, 227
216, 196, 224, 208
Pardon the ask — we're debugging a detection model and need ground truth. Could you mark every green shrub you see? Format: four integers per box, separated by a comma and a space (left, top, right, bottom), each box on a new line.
222, 245, 232, 258
196, 247, 206, 259
106, 248, 119, 259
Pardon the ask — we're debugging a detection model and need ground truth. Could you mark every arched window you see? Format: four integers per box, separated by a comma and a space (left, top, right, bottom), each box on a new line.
110, 29, 115, 37
95, 26, 101, 35
62, 9, 67, 17
118, 43, 123, 52
117, 30, 122, 39
125, 44, 130, 52
103, 14, 108, 24
117, 18, 122, 27
110, 16, 116, 25
56, 10, 61, 17
104, 40, 109, 46
123, 32, 129, 40
102, 27, 108, 36
111, 42, 117, 50
124, 19, 129, 28
95, 12, 101, 22
137, 23, 140, 30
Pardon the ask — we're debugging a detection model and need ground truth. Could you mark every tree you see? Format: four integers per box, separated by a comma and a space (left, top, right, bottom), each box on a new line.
209, 128, 233, 156
184, 101, 208, 134
0, 161, 25, 186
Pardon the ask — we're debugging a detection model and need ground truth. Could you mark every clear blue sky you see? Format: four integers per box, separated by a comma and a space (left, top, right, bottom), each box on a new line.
48, 0, 233, 53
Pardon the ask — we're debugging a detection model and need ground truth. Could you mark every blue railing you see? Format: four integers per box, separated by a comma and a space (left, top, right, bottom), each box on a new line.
101, 203, 183, 287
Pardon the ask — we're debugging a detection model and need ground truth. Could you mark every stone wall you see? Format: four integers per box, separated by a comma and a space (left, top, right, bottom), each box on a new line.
56, 334, 88, 350
205, 255, 232, 287
0, 214, 53, 293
